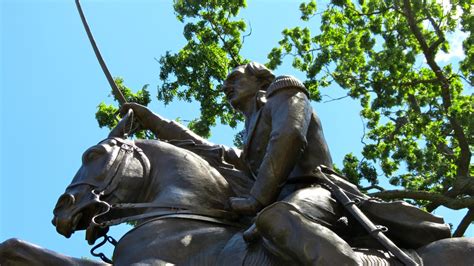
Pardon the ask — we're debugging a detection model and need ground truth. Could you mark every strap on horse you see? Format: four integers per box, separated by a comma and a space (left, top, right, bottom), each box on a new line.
92, 202, 242, 228
90, 235, 117, 264
89, 204, 243, 264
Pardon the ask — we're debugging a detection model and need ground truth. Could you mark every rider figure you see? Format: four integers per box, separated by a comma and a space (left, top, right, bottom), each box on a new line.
123, 62, 451, 265
222, 63, 333, 216
124, 62, 333, 212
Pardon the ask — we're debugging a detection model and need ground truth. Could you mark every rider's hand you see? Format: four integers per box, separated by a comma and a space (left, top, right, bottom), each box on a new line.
229, 196, 263, 216
120, 103, 154, 129
120, 102, 149, 117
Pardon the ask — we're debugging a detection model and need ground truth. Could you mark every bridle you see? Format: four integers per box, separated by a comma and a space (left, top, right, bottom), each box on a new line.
66, 137, 243, 263
67, 137, 151, 197
67, 137, 240, 229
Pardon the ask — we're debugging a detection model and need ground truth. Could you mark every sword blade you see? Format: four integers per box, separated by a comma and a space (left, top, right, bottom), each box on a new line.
75, 0, 127, 105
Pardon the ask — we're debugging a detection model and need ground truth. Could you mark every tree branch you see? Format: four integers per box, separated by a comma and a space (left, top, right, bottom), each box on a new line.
362, 185, 386, 192
359, 114, 367, 146
369, 190, 474, 210
407, 93, 421, 114
321, 94, 351, 103
347, 4, 395, 17
241, 20, 252, 47
456, 73, 474, 87
423, 5, 445, 52
453, 208, 474, 237
398, 78, 439, 87
402, 0, 471, 197
206, 16, 241, 66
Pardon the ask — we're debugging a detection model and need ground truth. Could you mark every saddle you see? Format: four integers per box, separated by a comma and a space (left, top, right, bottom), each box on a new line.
215, 232, 422, 266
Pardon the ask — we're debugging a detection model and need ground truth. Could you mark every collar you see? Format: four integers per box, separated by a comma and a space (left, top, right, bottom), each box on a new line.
255, 90, 267, 109
266, 75, 309, 98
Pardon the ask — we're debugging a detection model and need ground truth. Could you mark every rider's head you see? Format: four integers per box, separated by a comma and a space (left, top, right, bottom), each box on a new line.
244, 62, 275, 91
223, 62, 275, 111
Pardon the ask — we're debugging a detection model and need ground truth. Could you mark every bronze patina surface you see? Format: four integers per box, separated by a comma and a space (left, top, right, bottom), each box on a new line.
1, 63, 473, 266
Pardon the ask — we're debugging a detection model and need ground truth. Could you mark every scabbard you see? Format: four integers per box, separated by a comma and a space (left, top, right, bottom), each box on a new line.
315, 168, 419, 266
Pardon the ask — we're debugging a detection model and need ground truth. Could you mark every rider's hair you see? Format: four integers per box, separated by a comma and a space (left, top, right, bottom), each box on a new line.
245, 62, 275, 90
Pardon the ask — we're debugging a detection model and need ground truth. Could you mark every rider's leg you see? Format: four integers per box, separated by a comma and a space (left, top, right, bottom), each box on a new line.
255, 186, 361, 266
256, 202, 360, 266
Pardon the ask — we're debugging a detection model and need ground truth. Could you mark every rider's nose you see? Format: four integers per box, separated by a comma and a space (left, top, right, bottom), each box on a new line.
222, 83, 232, 95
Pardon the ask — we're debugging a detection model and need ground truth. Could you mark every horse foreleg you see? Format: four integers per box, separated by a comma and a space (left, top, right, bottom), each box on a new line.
0, 238, 107, 266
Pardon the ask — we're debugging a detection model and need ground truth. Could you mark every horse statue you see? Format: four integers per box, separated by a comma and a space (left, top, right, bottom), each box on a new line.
1, 111, 473, 265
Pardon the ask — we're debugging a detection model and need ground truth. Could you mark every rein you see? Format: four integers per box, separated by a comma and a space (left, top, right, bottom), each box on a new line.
70, 137, 240, 229
93, 202, 241, 228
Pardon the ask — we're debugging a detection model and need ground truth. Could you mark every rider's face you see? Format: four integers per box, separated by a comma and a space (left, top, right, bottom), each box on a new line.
223, 66, 260, 111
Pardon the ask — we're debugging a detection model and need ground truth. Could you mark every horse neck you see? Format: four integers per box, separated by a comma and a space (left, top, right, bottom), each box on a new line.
135, 140, 234, 212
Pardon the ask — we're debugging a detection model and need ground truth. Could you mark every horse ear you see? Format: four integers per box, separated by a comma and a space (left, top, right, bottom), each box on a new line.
109, 108, 136, 138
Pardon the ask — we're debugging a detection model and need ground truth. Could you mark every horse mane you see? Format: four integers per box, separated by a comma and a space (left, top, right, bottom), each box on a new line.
136, 138, 253, 197
133, 138, 236, 211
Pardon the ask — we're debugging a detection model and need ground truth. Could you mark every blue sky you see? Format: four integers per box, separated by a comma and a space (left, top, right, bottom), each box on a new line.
1, 0, 471, 260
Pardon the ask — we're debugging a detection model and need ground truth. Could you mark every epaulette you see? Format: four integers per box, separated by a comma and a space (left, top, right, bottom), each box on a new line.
266, 75, 309, 98
256, 90, 267, 108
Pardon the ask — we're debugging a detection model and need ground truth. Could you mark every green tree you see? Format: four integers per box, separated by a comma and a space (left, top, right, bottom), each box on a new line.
267, 0, 473, 236
96, 77, 153, 139
158, 0, 249, 138
97, 0, 472, 236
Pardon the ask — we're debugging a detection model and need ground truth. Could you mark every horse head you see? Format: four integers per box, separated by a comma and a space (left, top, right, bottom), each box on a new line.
53, 109, 237, 245
52, 110, 150, 244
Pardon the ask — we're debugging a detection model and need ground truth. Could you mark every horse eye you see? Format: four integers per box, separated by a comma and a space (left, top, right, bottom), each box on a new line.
86, 152, 100, 162
83, 148, 104, 163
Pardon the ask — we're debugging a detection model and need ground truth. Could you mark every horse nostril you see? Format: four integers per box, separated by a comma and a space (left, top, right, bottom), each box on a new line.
57, 193, 76, 207
67, 194, 76, 205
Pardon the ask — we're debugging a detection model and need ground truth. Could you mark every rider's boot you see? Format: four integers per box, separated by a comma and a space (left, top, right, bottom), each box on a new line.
255, 201, 361, 266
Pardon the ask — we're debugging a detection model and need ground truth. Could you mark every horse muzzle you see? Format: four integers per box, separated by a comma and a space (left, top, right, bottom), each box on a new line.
52, 189, 106, 238
52, 212, 83, 238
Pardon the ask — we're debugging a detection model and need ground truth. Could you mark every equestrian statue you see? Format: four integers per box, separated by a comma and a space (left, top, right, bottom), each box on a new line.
1, 1, 473, 264
1, 63, 473, 265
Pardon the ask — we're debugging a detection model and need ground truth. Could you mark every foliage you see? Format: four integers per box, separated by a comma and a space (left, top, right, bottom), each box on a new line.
267, 0, 472, 236
96, 77, 152, 139
95, 0, 472, 236
157, 0, 248, 137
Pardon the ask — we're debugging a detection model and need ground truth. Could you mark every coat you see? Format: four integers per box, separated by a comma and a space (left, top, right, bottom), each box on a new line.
238, 75, 333, 206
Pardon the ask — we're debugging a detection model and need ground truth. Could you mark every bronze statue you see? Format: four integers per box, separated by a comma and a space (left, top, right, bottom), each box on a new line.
117, 62, 459, 264
1, 108, 473, 265
1, 2, 472, 263
122, 62, 334, 214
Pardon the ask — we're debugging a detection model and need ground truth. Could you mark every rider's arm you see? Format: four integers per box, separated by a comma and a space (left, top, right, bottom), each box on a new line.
250, 88, 312, 206
123, 103, 212, 146
222, 146, 247, 171
124, 103, 246, 169
156, 118, 214, 146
